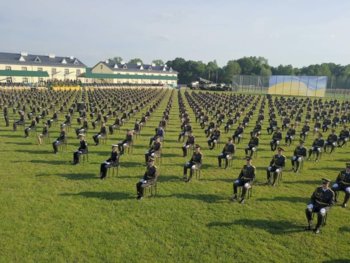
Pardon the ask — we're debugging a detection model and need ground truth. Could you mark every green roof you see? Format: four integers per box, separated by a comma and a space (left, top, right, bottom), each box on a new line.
80, 70, 177, 81
0, 70, 49, 77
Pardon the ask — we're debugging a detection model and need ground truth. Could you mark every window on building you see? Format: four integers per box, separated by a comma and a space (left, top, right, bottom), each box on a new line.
21, 67, 27, 71
38, 67, 43, 71
64, 69, 69, 75
51, 68, 57, 76
76, 69, 81, 76
6, 77, 12, 83
39, 78, 44, 84
5, 66, 11, 70
22, 77, 28, 83
34, 56, 41, 63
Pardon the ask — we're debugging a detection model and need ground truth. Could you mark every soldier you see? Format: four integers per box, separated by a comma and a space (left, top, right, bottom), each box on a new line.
149, 126, 164, 146
270, 127, 282, 151
136, 158, 158, 200
231, 157, 256, 204
145, 136, 161, 163
92, 122, 107, 146
291, 140, 307, 173
337, 126, 349, 148
218, 137, 236, 169
183, 144, 202, 182
308, 132, 324, 161
24, 117, 36, 138
267, 147, 286, 186
75, 117, 88, 137
324, 129, 338, 153
178, 122, 192, 141
245, 133, 259, 158
305, 178, 334, 234
37, 122, 49, 145
208, 127, 221, 150
285, 124, 296, 146
232, 123, 244, 144
118, 129, 134, 155
99, 145, 119, 179
72, 134, 88, 165
52, 126, 66, 154
13, 110, 25, 131
267, 118, 277, 135
182, 131, 195, 157
300, 121, 310, 141
331, 163, 350, 208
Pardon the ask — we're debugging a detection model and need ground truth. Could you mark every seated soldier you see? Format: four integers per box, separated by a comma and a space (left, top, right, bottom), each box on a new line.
149, 126, 164, 146
322, 117, 331, 132
291, 140, 307, 172
52, 126, 66, 154
224, 118, 234, 133
13, 110, 25, 131
24, 117, 36, 138
118, 129, 134, 155
305, 178, 334, 234
245, 133, 259, 158
331, 163, 350, 208
75, 118, 88, 137
99, 145, 119, 179
250, 120, 262, 137
308, 132, 324, 161
72, 134, 88, 165
208, 127, 221, 150
300, 121, 310, 141
266, 147, 285, 186
266, 118, 277, 135
37, 122, 49, 145
136, 158, 158, 200
232, 123, 244, 144
218, 137, 236, 168
270, 127, 282, 151
313, 120, 321, 135
285, 124, 296, 146
323, 129, 338, 153
182, 131, 195, 157
183, 144, 202, 182
92, 122, 107, 146
178, 122, 192, 141
109, 116, 122, 135
145, 136, 162, 163
337, 126, 350, 147
205, 120, 215, 137
232, 157, 256, 204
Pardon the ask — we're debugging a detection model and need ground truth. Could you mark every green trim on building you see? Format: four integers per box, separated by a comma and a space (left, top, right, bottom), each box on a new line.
0, 70, 49, 77
80, 71, 177, 81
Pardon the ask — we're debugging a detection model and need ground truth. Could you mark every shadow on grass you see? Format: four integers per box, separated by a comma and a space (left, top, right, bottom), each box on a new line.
61, 191, 133, 200
338, 226, 350, 233
283, 179, 321, 185
322, 260, 350, 263
256, 196, 309, 203
207, 219, 304, 234
168, 193, 225, 203
30, 159, 68, 165
162, 153, 181, 158
37, 172, 97, 180
5, 141, 35, 145
18, 149, 51, 155
308, 167, 343, 171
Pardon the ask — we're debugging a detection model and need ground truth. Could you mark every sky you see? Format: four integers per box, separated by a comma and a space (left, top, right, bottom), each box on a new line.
0, 0, 349, 67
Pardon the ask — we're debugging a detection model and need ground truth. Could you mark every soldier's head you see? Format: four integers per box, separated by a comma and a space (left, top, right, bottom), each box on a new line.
317, 132, 323, 138
299, 139, 304, 146
346, 163, 350, 172
277, 147, 284, 154
78, 134, 85, 140
321, 178, 331, 189
112, 144, 118, 152
331, 129, 336, 134
228, 137, 233, 143
246, 156, 252, 165
148, 157, 155, 167
195, 144, 200, 152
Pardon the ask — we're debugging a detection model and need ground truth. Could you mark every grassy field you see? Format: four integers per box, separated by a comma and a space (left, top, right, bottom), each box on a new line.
0, 89, 349, 262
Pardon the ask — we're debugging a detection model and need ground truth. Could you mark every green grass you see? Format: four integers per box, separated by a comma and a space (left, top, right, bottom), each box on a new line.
0, 89, 350, 262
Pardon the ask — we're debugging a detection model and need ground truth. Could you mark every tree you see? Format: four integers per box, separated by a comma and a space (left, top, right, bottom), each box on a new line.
206, 60, 219, 82
272, 64, 294, 75
111, 56, 123, 64
128, 58, 143, 64
222, 60, 241, 83
152, 59, 164, 66
259, 66, 272, 76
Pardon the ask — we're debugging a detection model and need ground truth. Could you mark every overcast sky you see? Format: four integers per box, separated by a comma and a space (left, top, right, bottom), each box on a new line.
0, 0, 349, 67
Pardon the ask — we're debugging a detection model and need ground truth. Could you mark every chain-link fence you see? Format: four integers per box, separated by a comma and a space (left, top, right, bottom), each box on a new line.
232, 75, 350, 98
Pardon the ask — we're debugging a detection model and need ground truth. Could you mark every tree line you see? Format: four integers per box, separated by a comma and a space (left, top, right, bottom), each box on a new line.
110, 56, 350, 86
